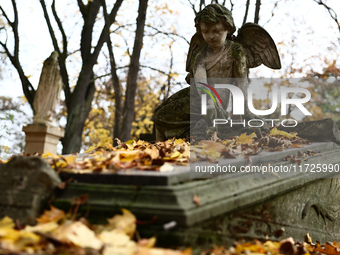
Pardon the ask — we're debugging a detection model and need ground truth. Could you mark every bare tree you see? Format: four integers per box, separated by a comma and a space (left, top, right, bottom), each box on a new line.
0, 0, 124, 153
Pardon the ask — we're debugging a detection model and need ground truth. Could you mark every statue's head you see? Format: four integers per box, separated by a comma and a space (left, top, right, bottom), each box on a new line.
195, 4, 236, 36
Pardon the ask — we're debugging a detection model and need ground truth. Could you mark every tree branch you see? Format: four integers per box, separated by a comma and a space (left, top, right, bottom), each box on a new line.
146, 24, 190, 44
187, 0, 197, 15
89, 0, 124, 69
312, 0, 340, 35
0, 5, 12, 26
229, 0, 234, 12
77, 0, 85, 15
0, 0, 35, 108
261, 1, 278, 27
254, 0, 261, 24
39, 0, 61, 54
51, 0, 67, 57
242, 0, 250, 26
110, 23, 135, 33
51, 0, 70, 99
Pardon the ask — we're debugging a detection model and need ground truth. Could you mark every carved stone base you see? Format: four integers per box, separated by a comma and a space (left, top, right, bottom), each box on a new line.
23, 124, 64, 155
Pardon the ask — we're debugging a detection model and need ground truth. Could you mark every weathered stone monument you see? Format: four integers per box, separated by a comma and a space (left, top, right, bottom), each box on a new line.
0, 156, 61, 225
154, 4, 281, 141
23, 51, 64, 155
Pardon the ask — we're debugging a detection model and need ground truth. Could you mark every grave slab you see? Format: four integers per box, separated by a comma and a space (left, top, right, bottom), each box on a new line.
53, 141, 340, 248
59, 142, 334, 186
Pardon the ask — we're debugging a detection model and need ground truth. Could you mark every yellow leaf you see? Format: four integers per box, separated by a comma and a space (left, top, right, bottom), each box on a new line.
118, 151, 140, 162
170, 151, 181, 158
25, 222, 59, 233
15, 231, 40, 249
174, 139, 184, 145
41, 151, 55, 158
63, 155, 77, 164
84, 146, 96, 153
270, 127, 298, 139
55, 161, 67, 168
237, 133, 255, 144
0, 228, 21, 241
0, 216, 15, 229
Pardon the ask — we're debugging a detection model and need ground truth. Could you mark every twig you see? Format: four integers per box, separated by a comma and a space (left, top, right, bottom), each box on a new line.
312, 0, 340, 35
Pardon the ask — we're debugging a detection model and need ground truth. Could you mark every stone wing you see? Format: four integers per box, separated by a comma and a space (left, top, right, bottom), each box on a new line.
235, 23, 281, 69
186, 33, 207, 72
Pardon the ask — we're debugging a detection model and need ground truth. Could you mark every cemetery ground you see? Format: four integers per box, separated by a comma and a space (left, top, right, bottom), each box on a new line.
2, 120, 340, 254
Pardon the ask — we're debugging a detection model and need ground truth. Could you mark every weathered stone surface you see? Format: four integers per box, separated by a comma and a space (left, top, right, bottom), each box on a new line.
0, 156, 61, 225
278, 118, 340, 143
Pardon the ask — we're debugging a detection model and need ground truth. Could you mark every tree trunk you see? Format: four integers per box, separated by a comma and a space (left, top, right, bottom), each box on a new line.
120, 0, 149, 142
254, 0, 261, 24
60, 0, 123, 153
107, 39, 122, 145
62, 73, 95, 153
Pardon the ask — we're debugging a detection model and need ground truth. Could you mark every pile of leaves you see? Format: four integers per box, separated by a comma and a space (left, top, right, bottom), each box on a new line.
191, 127, 311, 162
0, 206, 191, 255
42, 138, 190, 174
0, 127, 312, 172
1, 206, 340, 255
201, 236, 340, 255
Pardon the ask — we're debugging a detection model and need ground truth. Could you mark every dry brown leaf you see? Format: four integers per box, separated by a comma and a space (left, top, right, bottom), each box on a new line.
193, 195, 201, 207
53, 221, 102, 250
36, 206, 65, 224
107, 209, 136, 238
137, 237, 157, 248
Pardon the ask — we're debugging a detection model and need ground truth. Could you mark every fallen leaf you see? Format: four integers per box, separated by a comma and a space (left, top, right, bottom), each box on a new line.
107, 209, 136, 238
36, 206, 65, 223
54, 221, 103, 250
237, 132, 256, 144
0, 216, 15, 229
160, 163, 174, 172
193, 195, 201, 207
270, 127, 298, 139
137, 236, 157, 248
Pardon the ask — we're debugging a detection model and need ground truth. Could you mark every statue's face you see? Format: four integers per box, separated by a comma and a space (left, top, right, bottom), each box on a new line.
200, 22, 228, 51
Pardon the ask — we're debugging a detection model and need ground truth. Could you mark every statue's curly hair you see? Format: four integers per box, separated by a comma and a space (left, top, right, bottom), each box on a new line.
195, 4, 236, 36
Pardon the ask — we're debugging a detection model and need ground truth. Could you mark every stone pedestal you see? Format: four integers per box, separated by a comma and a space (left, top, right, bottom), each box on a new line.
23, 124, 64, 155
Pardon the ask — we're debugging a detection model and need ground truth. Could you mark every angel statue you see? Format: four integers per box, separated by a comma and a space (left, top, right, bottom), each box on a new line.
154, 4, 281, 141
33, 51, 63, 127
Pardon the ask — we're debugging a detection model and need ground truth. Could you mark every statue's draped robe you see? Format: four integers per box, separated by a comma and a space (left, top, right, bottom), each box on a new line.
33, 53, 63, 126
155, 40, 248, 141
